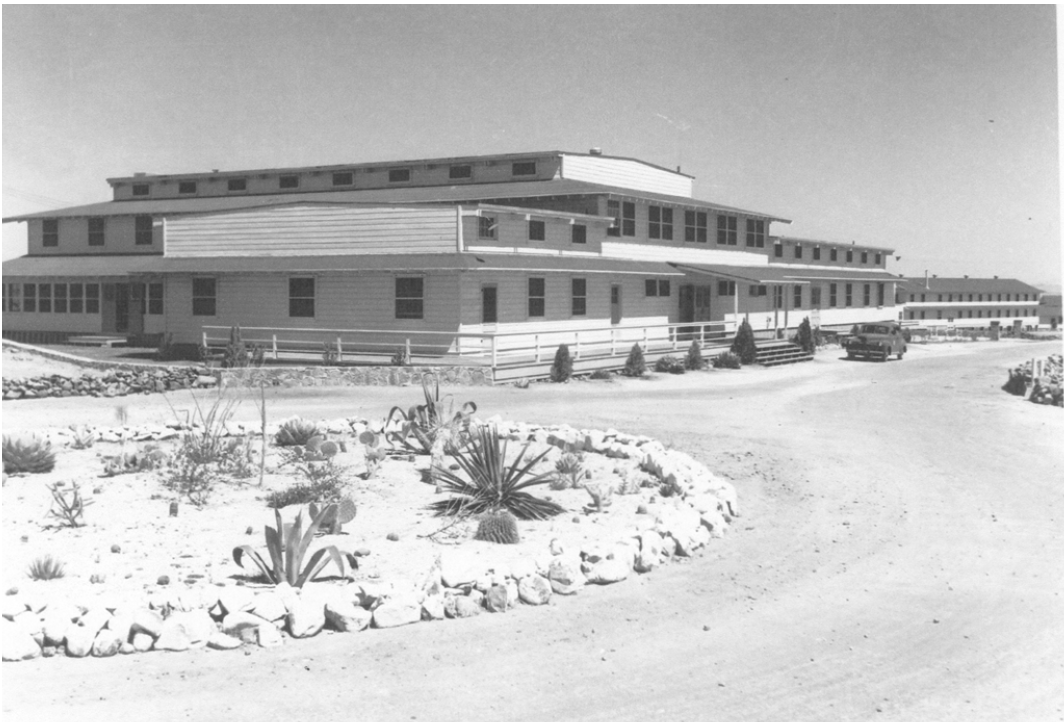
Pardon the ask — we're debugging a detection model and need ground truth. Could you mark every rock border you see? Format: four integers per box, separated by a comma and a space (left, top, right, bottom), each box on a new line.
2, 417, 738, 662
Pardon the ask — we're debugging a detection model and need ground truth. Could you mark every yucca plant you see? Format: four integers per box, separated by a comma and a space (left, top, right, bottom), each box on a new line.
385, 373, 477, 454
233, 504, 352, 588
428, 424, 564, 520
3, 436, 57, 475
274, 418, 322, 447
27, 555, 65, 581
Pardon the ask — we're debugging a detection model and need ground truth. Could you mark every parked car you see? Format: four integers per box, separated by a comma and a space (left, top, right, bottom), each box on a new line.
843, 322, 907, 361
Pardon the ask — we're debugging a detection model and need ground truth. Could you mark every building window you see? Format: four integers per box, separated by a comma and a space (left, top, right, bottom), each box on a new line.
88, 218, 105, 246
478, 216, 497, 240
845, 283, 853, 307
877, 283, 885, 306
863, 284, 871, 306
794, 244, 803, 260
773, 286, 785, 310
813, 246, 821, 261
132, 184, 150, 197
745, 219, 765, 248
53, 284, 67, 313
289, 277, 315, 318
774, 243, 783, 258
717, 281, 736, 296
388, 169, 411, 183
192, 278, 217, 316
620, 202, 635, 236
86, 284, 99, 314
395, 277, 424, 319
793, 285, 802, 308
749, 285, 768, 297
449, 165, 472, 180
920, 311, 926, 320
571, 278, 587, 316
937, 310, 943, 320
227, 178, 247, 192
147, 283, 163, 315
527, 277, 545, 317
875, 253, 882, 265
332, 171, 354, 186
861, 251, 868, 264
23, 283, 37, 312
968, 294, 973, 302
279, 175, 300, 189
830, 248, 838, 262
179, 181, 197, 194
645, 279, 671, 297
846, 249, 854, 263
571, 224, 587, 244
921, 294, 926, 302
648, 206, 673, 240
811, 286, 822, 307
948, 294, 954, 302
606, 200, 621, 237
977, 310, 983, 318
684, 211, 707, 243
512, 161, 537, 176
5, 283, 20, 312
39, 284, 52, 313
829, 283, 838, 307
42, 219, 59, 247
529, 220, 546, 241
717, 215, 737, 245
1006, 294, 1011, 301
135, 215, 153, 245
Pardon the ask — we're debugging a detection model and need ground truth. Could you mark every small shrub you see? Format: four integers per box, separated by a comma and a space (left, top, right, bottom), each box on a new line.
654, 355, 686, 374
588, 369, 613, 381
322, 342, 339, 365
623, 344, 646, 377
1002, 369, 1027, 396
68, 426, 96, 450
685, 341, 705, 370
275, 418, 322, 447
27, 556, 65, 581
730, 319, 758, 364
3, 436, 56, 475
391, 346, 410, 366
268, 447, 347, 507
712, 351, 742, 369
46, 481, 93, 528
357, 431, 387, 479
550, 345, 573, 383
385, 374, 477, 455
163, 446, 218, 507
474, 509, 521, 544
222, 326, 264, 369
797, 317, 815, 354
552, 452, 585, 490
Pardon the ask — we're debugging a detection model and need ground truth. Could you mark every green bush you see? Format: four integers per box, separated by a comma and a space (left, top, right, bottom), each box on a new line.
589, 369, 613, 381
712, 351, 742, 369
730, 319, 758, 365
550, 344, 573, 383
684, 340, 705, 370
654, 355, 686, 374
797, 317, 815, 354
623, 344, 646, 377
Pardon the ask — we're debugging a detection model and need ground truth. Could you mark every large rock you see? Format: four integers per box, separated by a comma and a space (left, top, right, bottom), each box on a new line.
324, 600, 372, 632
131, 632, 155, 652
11, 611, 43, 646
168, 609, 216, 645
77, 607, 112, 637
440, 551, 482, 589
585, 558, 630, 585
484, 585, 509, 613
420, 594, 446, 621
221, 611, 267, 642
215, 586, 256, 617
452, 595, 482, 618
207, 632, 243, 650
249, 592, 288, 623
3, 620, 41, 661
287, 598, 326, 638
64, 624, 97, 658
256, 623, 284, 648
154, 621, 192, 652
131, 609, 165, 638
91, 628, 123, 658
517, 575, 553, 605
41, 604, 80, 646
548, 557, 586, 595
372, 596, 421, 629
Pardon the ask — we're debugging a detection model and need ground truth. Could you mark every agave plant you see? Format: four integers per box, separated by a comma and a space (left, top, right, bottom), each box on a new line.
428, 424, 564, 520
233, 504, 353, 588
3, 436, 57, 475
274, 418, 322, 447
384, 374, 476, 455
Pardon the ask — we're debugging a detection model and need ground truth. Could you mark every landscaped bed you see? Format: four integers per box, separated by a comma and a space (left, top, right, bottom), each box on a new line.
2, 377, 738, 661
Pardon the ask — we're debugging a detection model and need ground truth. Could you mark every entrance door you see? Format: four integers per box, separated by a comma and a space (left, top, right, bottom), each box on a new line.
481, 285, 497, 324
114, 284, 130, 333
610, 284, 622, 325
679, 285, 695, 324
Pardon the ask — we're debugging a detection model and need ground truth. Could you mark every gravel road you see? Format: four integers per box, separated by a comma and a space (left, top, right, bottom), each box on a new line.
3, 339, 1062, 722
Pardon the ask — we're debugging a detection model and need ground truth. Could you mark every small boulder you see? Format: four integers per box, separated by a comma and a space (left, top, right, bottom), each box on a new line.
91, 628, 123, 658
484, 585, 509, 613
256, 623, 284, 648
168, 609, 216, 645
154, 621, 192, 652
548, 557, 586, 595
324, 600, 372, 632
372, 596, 421, 629
131, 609, 165, 638
221, 611, 267, 643
440, 550, 481, 588
517, 575, 553, 606
41, 604, 80, 647
131, 632, 155, 652
287, 598, 326, 639
420, 594, 446, 621
585, 558, 629, 585
64, 624, 97, 658
2, 620, 41, 661
215, 586, 256, 617
452, 595, 482, 618
206, 632, 243, 650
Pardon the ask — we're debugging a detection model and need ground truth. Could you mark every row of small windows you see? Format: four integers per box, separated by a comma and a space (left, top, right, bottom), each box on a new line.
774, 244, 882, 265
41, 217, 153, 247
129, 162, 540, 198
2, 282, 163, 315
477, 216, 587, 244
713, 281, 887, 309
906, 308, 1035, 320
909, 292, 1033, 303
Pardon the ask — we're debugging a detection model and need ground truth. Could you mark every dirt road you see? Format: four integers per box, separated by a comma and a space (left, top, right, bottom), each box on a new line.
4, 340, 1063, 722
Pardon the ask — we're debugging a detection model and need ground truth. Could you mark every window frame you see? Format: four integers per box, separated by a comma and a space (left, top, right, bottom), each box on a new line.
846, 249, 854, 263
861, 251, 868, 264
135, 215, 153, 245
793, 285, 802, 308
88, 217, 105, 247
227, 178, 247, 192
85, 284, 99, 314
863, 283, 871, 307
717, 280, 736, 297
24, 283, 37, 312
829, 283, 838, 308
794, 244, 803, 260
42, 219, 59, 248
684, 210, 708, 243
192, 277, 217, 317
571, 278, 587, 317
395, 276, 425, 320
178, 181, 197, 195
528, 219, 546, 242
845, 283, 854, 307
813, 246, 821, 261
388, 168, 411, 183
811, 286, 822, 307
745, 219, 765, 248
288, 277, 315, 318
131, 183, 150, 197
449, 165, 472, 180
527, 277, 546, 318
332, 171, 354, 186
279, 174, 300, 190
830, 248, 838, 262
39, 283, 52, 313
147, 283, 163, 315
478, 216, 497, 240
621, 201, 635, 236
648, 205, 673, 240
512, 161, 537, 177
717, 215, 738, 245
606, 200, 621, 237
53, 283, 67, 313
571, 224, 587, 244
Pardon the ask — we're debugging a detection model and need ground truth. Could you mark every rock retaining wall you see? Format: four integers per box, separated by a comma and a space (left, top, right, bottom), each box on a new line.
220, 365, 493, 388
2, 368, 211, 401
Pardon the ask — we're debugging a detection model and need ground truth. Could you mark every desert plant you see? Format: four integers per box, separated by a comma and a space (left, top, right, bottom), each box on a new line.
218, 436, 255, 478
391, 345, 410, 366
45, 481, 93, 528
68, 425, 97, 450
588, 369, 613, 381
623, 344, 646, 377
358, 431, 388, 479
163, 445, 218, 507
3, 436, 57, 475
552, 452, 585, 490
428, 424, 565, 520
385, 374, 477, 455
797, 317, 815, 354
474, 509, 521, 544
222, 326, 264, 369
654, 355, 686, 374
27, 555, 65, 581
685, 340, 705, 371
585, 482, 614, 512
233, 505, 352, 588
1002, 369, 1027, 396
550, 344, 573, 383
731, 319, 758, 364
309, 496, 357, 535
712, 351, 742, 369
274, 418, 322, 447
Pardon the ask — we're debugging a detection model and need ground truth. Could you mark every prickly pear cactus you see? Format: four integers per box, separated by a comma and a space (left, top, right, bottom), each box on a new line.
474, 509, 521, 544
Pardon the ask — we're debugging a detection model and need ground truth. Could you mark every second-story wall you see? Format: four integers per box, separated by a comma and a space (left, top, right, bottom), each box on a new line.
26, 216, 163, 256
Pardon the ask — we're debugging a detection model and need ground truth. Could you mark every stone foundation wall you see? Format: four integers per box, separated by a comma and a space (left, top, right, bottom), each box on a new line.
220, 365, 494, 388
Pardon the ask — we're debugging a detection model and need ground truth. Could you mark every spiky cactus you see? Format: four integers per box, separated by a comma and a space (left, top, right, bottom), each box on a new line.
275, 418, 322, 447
474, 509, 521, 544
3, 436, 57, 475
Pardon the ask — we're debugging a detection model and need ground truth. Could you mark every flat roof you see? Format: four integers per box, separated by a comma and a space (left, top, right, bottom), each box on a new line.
3, 179, 789, 224
675, 263, 899, 284
773, 235, 895, 253
896, 277, 1043, 295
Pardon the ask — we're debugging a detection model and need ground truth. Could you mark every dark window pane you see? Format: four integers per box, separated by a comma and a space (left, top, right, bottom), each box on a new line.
179, 181, 197, 194
279, 175, 300, 189
289, 277, 315, 298
389, 169, 410, 183
85, 284, 99, 314
88, 218, 105, 246
571, 224, 586, 244
449, 165, 472, 179
512, 161, 537, 176
135, 215, 153, 245
39, 284, 52, 312
529, 220, 545, 241
228, 178, 247, 192
132, 184, 150, 196
333, 172, 353, 186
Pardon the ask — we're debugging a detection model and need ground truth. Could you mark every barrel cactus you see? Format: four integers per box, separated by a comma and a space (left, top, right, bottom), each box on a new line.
3, 436, 57, 475
474, 509, 521, 544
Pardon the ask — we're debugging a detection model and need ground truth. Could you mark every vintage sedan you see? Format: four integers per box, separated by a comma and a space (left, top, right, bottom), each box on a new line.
843, 322, 907, 361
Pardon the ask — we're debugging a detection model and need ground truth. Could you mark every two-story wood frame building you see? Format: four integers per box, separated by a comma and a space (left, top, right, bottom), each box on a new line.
896, 276, 1044, 329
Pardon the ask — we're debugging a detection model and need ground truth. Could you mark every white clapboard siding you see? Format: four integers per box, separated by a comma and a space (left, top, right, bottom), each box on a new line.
600, 242, 769, 266
561, 154, 693, 198
164, 205, 458, 257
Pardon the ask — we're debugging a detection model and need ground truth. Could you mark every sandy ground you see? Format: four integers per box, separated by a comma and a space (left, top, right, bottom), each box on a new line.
3, 338, 1063, 722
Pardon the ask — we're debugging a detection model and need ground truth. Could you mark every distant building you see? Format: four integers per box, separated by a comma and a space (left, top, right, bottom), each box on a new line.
2, 149, 901, 356
1038, 294, 1062, 329
896, 276, 1043, 329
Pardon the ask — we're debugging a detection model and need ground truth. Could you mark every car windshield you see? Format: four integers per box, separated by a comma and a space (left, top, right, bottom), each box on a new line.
860, 325, 891, 334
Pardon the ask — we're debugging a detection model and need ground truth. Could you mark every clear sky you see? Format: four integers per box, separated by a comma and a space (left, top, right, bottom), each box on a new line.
3, 6, 1060, 289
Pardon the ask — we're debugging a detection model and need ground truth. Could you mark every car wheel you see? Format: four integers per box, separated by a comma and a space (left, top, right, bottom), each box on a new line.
897, 351, 904, 360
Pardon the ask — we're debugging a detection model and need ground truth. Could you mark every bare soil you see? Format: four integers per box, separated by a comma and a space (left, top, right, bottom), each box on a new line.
3, 339, 1063, 722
